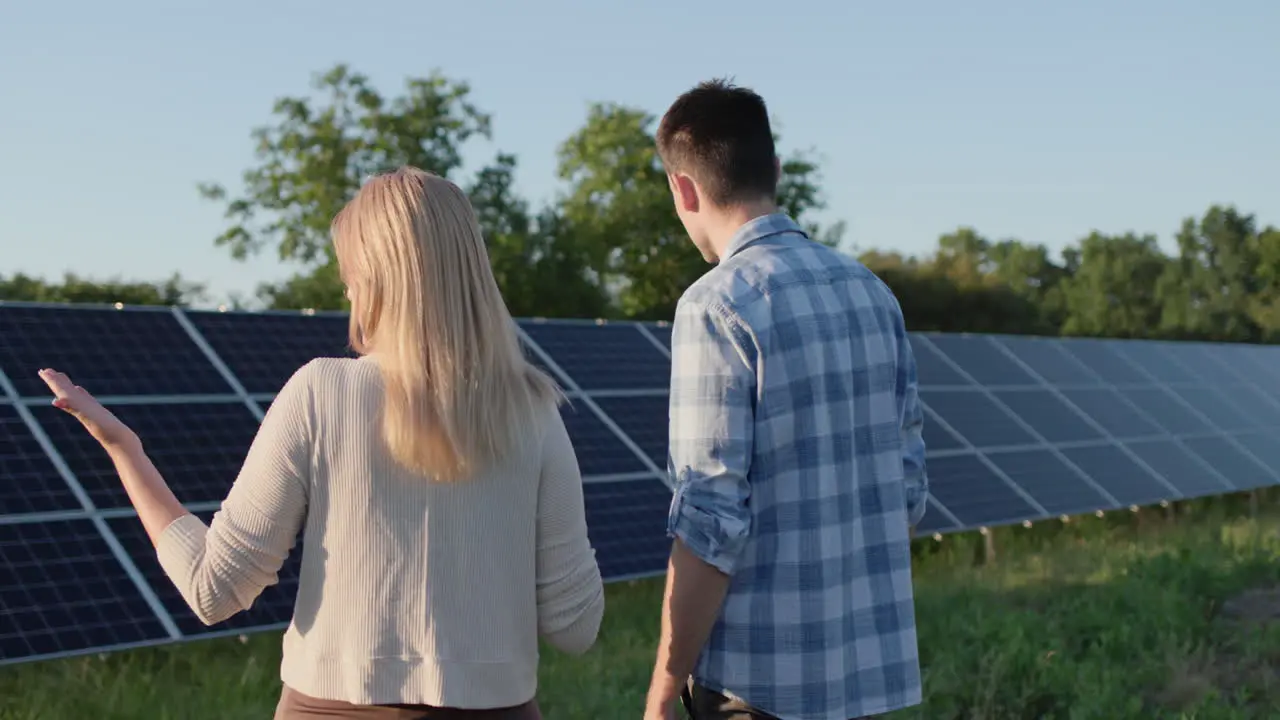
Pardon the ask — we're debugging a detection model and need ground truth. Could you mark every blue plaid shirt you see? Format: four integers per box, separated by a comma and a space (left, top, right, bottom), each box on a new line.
666, 213, 927, 720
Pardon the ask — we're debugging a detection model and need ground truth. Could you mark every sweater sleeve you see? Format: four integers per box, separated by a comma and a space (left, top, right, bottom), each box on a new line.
533, 401, 605, 655
155, 362, 315, 626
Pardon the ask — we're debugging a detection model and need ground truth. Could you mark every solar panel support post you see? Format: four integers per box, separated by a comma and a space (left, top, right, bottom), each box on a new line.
1130, 504, 1145, 532
0, 366, 183, 641
513, 324, 672, 490
169, 307, 266, 422
979, 526, 996, 566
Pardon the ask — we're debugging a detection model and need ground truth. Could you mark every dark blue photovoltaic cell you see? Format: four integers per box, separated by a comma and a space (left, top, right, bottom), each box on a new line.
592, 395, 668, 470
1116, 389, 1211, 436
583, 479, 672, 579
924, 335, 1038, 386
1057, 445, 1171, 506
913, 500, 958, 534
921, 390, 1035, 448
521, 338, 555, 377
921, 407, 965, 453
561, 404, 648, 476
1232, 432, 1280, 479
1109, 342, 1200, 384
1168, 387, 1257, 431
1167, 345, 1236, 385
1123, 440, 1232, 499
1058, 389, 1163, 439
909, 335, 970, 387
33, 402, 258, 510
186, 311, 353, 395
1058, 340, 1147, 384
1214, 385, 1280, 428
0, 519, 168, 662
521, 322, 669, 391
994, 336, 1099, 385
0, 405, 81, 515
645, 323, 672, 350
984, 450, 1109, 515
924, 454, 1039, 527
106, 513, 302, 636
1178, 436, 1275, 492
991, 390, 1103, 443
0, 306, 231, 397
1213, 345, 1280, 394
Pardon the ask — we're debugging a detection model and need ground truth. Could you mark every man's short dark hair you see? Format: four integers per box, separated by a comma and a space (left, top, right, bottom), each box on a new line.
655, 79, 778, 207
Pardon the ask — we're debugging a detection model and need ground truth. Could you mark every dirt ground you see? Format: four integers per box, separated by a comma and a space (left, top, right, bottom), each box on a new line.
1156, 587, 1280, 713
1222, 587, 1280, 623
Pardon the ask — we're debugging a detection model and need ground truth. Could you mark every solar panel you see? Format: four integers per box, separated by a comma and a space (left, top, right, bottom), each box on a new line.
3, 303, 1280, 668
106, 512, 302, 637
0, 404, 82, 515
31, 401, 260, 510
519, 321, 670, 390
583, 479, 672, 580
591, 394, 669, 469
184, 310, 352, 395
912, 331, 1280, 533
0, 518, 171, 663
0, 305, 232, 397
642, 323, 672, 351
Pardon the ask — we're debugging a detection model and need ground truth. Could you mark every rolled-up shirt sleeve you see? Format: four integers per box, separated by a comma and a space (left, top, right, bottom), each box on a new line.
666, 297, 756, 576
155, 362, 314, 626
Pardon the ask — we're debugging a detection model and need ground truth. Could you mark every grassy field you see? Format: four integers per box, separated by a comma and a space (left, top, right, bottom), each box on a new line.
4, 501, 1280, 719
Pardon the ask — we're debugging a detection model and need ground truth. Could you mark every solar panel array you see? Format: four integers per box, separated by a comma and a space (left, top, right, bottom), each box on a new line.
1, 302, 1278, 667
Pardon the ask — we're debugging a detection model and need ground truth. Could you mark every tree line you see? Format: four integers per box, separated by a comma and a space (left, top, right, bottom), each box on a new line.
3, 64, 1278, 345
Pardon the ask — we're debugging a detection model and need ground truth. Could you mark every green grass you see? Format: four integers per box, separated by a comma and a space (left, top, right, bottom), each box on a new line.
5, 502, 1280, 719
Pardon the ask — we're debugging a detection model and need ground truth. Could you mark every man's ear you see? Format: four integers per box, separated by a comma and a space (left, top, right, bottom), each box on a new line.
773, 155, 782, 185
673, 173, 700, 214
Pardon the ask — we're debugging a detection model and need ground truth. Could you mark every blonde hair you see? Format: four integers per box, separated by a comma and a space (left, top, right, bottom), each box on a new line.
331, 166, 562, 481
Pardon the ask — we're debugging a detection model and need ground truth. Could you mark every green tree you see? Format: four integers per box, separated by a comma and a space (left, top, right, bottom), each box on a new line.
1249, 223, 1280, 341
199, 64, 601, 313
1158, 205, 1263, 342
0, 272, 205, 307
887, 228, 1067, 335
1057, 232, 1169, 339
468, 156, 610, 318
554, 103, 842, 320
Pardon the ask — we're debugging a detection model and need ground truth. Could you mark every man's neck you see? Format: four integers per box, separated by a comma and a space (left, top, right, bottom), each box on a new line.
707, 200, 780, 261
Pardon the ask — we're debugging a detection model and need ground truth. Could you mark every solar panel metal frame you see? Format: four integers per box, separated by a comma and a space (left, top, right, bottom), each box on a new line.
3, 299, 1279, 667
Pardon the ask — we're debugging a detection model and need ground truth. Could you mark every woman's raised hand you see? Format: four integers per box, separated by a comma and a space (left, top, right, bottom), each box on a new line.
37, 369, 138, 449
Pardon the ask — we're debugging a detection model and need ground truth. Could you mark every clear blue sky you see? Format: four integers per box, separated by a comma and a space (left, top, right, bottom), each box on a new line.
2, 0, 1277, 306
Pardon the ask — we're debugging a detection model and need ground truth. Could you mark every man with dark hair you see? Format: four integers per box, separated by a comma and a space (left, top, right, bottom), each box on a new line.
643, 79, 929, 720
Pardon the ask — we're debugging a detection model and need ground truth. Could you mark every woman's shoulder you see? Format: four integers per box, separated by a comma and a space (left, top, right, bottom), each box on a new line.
279, 356, 379, 398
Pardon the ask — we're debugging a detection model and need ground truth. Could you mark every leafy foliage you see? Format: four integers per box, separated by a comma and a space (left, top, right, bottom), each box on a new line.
0, 272, 204, 307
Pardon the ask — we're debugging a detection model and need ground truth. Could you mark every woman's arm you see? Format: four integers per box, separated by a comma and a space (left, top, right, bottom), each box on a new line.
38, 364, 314, 627
534, 403, 605, 655
155, 367, 315, 626
104, 435, 190, 546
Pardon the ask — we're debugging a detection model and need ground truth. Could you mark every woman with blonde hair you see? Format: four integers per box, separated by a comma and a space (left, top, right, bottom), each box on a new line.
38, 167, 605, 719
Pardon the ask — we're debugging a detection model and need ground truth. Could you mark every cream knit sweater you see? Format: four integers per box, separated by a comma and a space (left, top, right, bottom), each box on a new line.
155, 356, 605, 708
